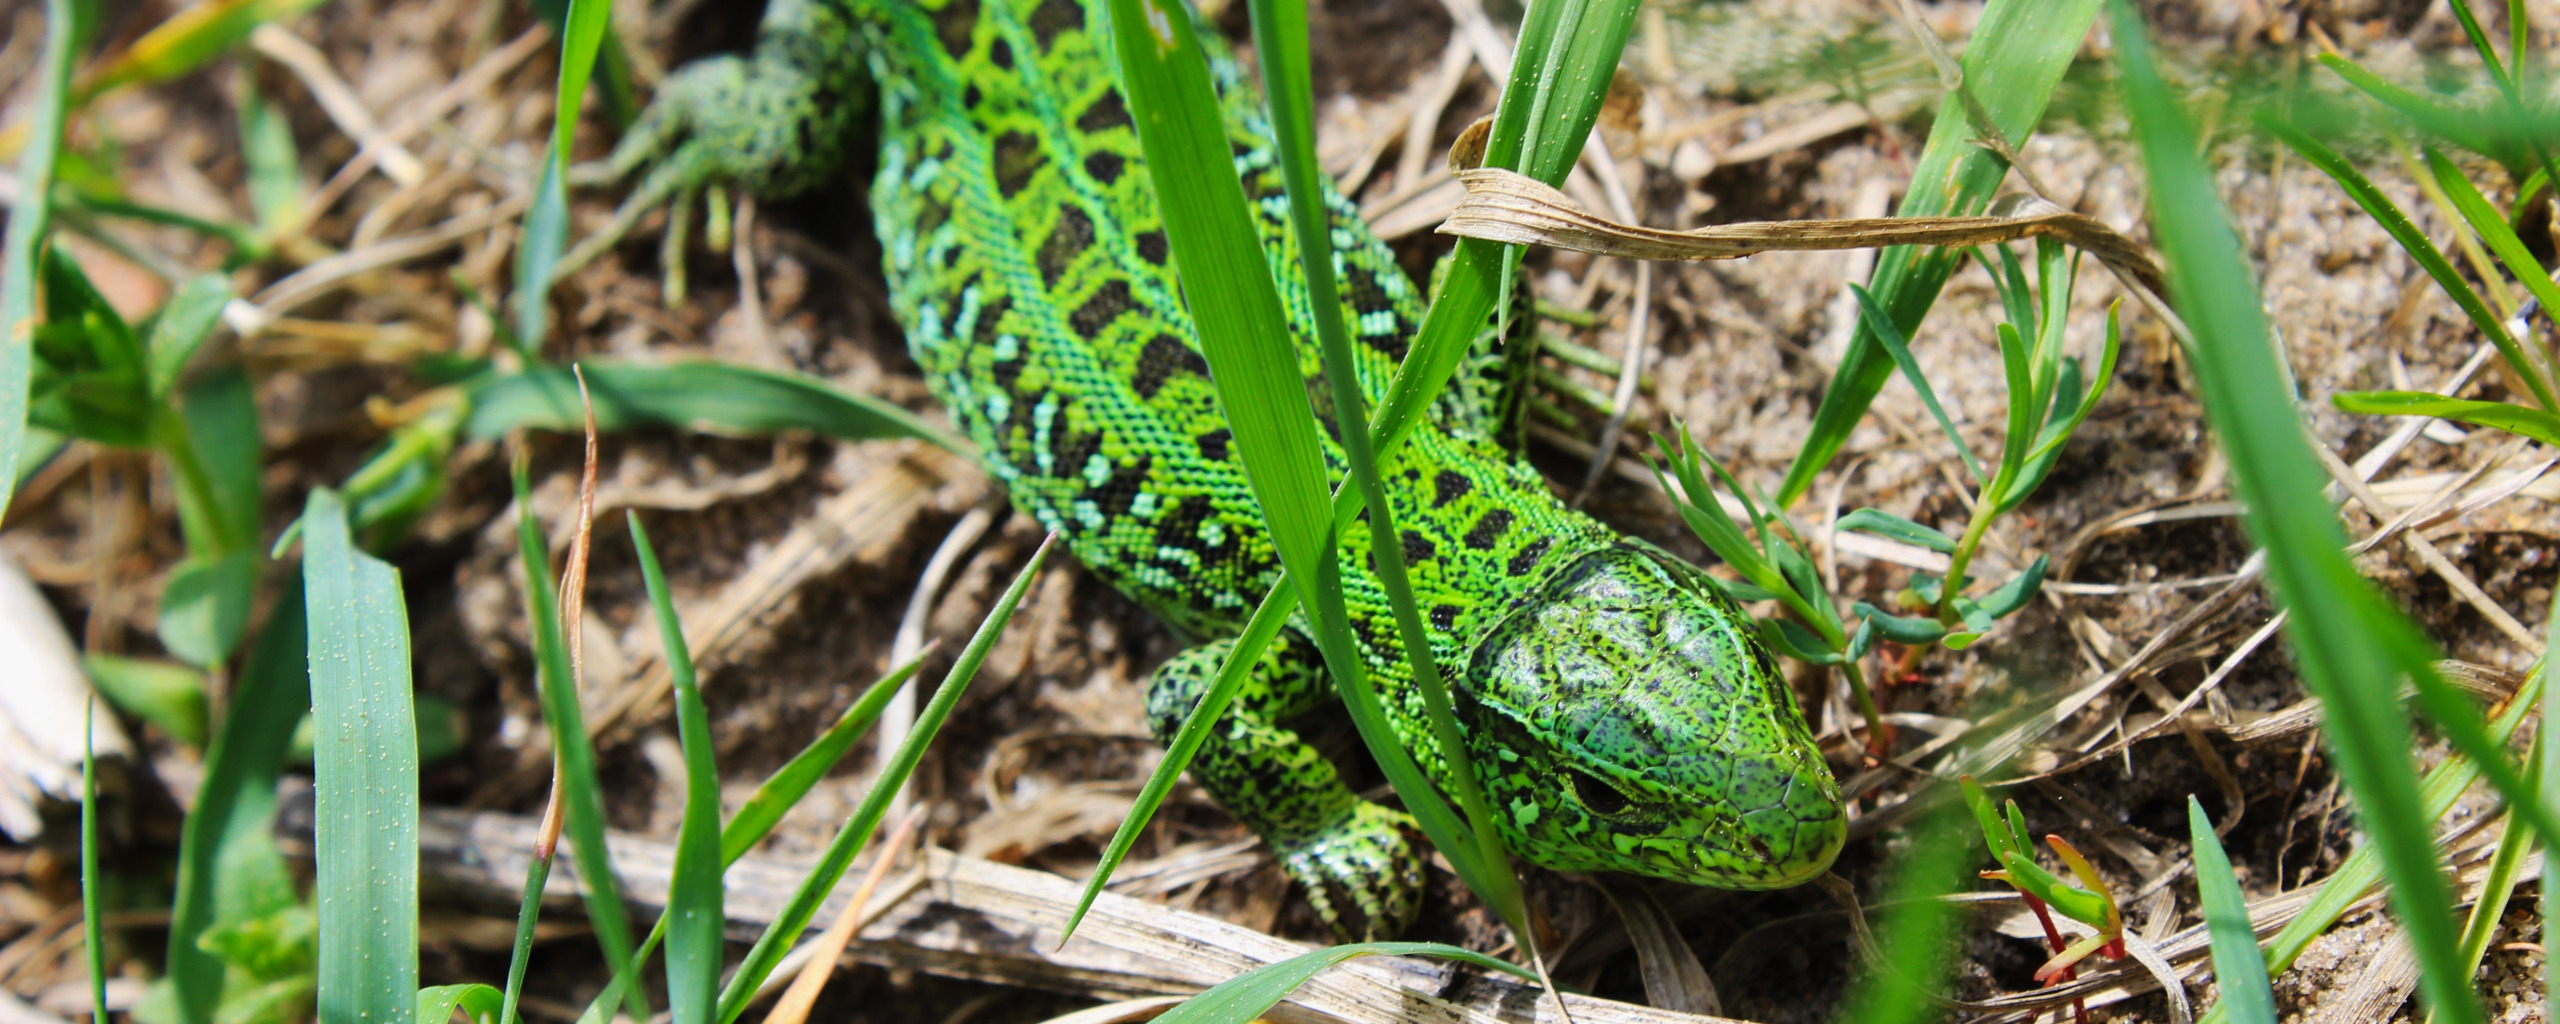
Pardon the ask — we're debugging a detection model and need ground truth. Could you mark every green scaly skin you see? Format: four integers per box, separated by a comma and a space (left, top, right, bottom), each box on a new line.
608, 0, 1846, 941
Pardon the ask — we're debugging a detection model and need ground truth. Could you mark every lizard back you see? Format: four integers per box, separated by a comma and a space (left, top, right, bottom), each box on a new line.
864, 0, 1619, 688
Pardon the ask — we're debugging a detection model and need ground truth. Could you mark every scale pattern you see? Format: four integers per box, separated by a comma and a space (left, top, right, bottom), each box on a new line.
614, 0, 1846, 940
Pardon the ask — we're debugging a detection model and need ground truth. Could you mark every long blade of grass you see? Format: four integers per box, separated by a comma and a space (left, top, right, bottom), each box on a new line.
2548, 603, 2559, 1024
562, 645, 937, 1024
81, 699, 104, 1024
465, 361, 966, 454
1834, 814, 1975, 1024
1070, 0, 1647, 944
1243, 0, 1522, 936
166, 575, 310, 1024
2434, 0, 2554, 186
2188, 796, 2276, 1024
712, 534, 1056, 1024
301, 488, 420, 1024
0, 0, 82, 520
71, 0, 329, 102
1153, 943, 1532, 1024
1775, 0, 2101, 506
2445, 747, 2536, 1024
2112, 6, 2477, 1023
2199, 661, 2541, 1024
2331, 392, 2560, 447
510, 458, 642, 1016
156, 369, 264, 667
2262, 114, 2553, 411
1101, 0, 1497, 909
2422, 148, 2560, 321
1368, 0, 1639, 460
630, 513, 721, 1024
2311, 54, 2510, 166
721, 652, 929, 863
495, 798, 554, 1024
516, 0, 614, 354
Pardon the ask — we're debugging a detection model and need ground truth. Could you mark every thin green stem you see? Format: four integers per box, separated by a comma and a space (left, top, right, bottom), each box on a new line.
1935, 490, 2000, 627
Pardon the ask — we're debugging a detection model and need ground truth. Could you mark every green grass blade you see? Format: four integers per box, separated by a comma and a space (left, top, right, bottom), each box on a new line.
2204, 662, 2541, 1024
465, 361, 966, 454
145, 274, 236, 400
83, 655, 209, 748
2262, 114, 2550, 411
169, 367, 262, 555
165, 573, 309, 1024
517, 0, 615, 353
156, 369, 264, 666
2448, 758, 2535, 1014
713, 534, 1056, 1024
2189, 796, 2276, 1024
2438, 0, 2519, 101
1834, 814, 1974, 1024
2332, 392, 2560, 447
418, 984, 502, 1024
629, 513, 721, 1024
516, 159, 570, 356
1850, 284, 1983, 484
528, 0, 636, 129
1775, 0, 2101, 506
81, 698, 105, 1024
238, 77, 303, 235
0, 0, 82, 520
1244, 0, 1521, 934
1487, 0, 1640, 325
496, 839, 550, 1024
1154, 943, 1532, 1024
720, 652, 928, 864
301, 488, 420, 1024
1835, 509, 1958, 554
2422, 148, 2560, 321
1101, 0, 1497, 905
1073, 0, 1652, 942
75, 0, 327, 100
2112, 5, 2476, 1023
2311, 54, 2509, 170
510, 460, 643, 1018
567, 645, 934, 1024
1367, 0, 1637, 460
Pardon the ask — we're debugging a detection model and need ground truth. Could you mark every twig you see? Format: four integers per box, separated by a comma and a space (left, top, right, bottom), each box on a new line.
249, 25, 427, 187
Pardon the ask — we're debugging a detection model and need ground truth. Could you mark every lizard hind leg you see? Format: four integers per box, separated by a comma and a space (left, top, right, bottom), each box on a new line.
1144, 633, 1423, 941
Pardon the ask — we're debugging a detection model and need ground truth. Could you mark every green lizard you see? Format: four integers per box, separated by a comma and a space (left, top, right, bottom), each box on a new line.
599, 0, 1845, 940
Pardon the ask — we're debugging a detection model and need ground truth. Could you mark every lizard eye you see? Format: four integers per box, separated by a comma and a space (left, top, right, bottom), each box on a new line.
1569, 768, 1631, 815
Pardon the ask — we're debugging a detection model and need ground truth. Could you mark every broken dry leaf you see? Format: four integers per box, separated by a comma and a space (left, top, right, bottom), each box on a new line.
1437, 167, 2164, 297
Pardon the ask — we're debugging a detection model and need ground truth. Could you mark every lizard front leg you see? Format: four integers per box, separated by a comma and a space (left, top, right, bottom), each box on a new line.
563, 0, 874, 276
1145, 632, 1423, 941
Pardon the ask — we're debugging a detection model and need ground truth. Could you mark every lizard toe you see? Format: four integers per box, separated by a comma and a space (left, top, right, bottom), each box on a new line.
1278, 803, 1423, 942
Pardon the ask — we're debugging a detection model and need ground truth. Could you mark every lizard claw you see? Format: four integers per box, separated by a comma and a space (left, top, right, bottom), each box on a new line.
1277, 802, 1424, 942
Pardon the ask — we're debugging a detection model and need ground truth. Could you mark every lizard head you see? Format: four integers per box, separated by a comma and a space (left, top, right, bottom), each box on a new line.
1458, 541, 1844, 890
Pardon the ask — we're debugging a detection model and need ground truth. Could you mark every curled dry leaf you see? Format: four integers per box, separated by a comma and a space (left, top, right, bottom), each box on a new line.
1437, 167, 2165, 297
